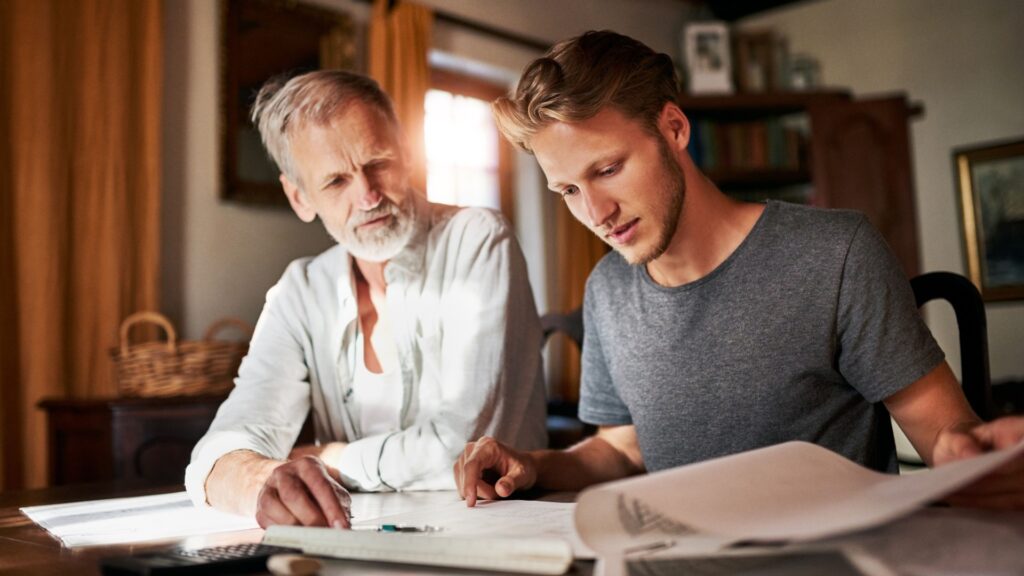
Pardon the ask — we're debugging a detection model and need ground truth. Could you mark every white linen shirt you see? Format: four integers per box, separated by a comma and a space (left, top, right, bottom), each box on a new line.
185, 197, 547, 505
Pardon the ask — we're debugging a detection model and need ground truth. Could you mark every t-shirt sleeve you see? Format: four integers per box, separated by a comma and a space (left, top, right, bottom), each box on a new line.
836, 216, 945, 403
578, 278, 633, 426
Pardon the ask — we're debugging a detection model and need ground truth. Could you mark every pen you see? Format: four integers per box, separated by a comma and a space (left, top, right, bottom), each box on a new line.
353, 524, 442, 533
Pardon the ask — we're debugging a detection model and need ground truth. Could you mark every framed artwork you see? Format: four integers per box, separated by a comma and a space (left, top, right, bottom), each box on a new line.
219, 0, 357, 206
954, 138, 1024, 301
682, 22, 733, 95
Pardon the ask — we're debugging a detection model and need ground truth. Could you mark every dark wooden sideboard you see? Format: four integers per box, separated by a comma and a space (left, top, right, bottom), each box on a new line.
38, 395, 227, 486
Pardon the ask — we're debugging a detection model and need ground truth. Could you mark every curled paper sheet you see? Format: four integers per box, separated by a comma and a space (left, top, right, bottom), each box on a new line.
575, 440, 1024, 559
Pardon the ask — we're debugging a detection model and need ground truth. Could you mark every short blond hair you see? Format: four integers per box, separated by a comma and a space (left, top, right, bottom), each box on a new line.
251, 70, 397, 186
493, 30, 680, 152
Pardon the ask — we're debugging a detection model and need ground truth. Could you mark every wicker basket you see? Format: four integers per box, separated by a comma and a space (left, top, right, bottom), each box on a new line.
111, 311, 253, 398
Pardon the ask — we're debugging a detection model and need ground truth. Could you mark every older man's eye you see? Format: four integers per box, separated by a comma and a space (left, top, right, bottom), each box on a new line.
599, 163, 620, 177
325, 176, 349, 189
561, 186, 578, 198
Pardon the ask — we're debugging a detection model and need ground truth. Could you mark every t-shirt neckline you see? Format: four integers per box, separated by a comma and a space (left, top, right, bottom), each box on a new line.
638, 200, 777, 293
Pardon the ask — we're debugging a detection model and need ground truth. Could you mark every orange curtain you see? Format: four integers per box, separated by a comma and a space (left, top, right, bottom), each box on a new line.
550, 201, 609, 403
368, 0, 433, 193
0, 0, 162, 490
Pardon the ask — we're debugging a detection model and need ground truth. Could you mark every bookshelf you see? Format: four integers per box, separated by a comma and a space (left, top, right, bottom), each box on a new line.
681, 90, 923, 278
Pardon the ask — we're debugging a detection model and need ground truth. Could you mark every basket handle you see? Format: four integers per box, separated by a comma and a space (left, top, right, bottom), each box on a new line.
119, 311, 177, 356
202, 317, 254, 342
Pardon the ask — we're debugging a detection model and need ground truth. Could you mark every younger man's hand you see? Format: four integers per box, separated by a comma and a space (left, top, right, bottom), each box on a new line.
934, 416, 1024, 509
255, 455, 351, 528
454, 436, 537, 507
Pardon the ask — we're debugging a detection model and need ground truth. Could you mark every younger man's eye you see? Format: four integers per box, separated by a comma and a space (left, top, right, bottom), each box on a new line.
599, 163, 620, 177
561, 186, 578, 198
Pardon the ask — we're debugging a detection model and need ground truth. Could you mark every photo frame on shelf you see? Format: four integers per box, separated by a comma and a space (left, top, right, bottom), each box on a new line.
682, 22, 733, 95
954, 138, 1024, 301
788, 54, 822, 91
733, 30, 782, 92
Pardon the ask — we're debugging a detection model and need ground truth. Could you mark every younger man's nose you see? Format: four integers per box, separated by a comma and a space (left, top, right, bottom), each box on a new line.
582, 189, 618, 230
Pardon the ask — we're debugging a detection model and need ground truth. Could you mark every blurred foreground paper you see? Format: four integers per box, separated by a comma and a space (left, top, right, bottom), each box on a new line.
21, 491, 259, 547
575, 440, 1024, 557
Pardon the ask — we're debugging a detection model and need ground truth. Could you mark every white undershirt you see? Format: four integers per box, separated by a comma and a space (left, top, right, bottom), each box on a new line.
352, 329, 402, 438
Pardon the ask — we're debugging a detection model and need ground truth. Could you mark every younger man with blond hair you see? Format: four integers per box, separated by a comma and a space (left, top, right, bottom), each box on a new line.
455, 31, 1024, 509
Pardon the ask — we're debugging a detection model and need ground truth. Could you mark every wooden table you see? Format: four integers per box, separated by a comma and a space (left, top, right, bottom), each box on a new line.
3, 481, 1023, 575
0, 483, 588, 575
0, 482, 197, 575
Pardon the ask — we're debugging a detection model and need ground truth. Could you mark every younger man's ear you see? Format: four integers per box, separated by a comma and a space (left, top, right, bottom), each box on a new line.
281, 174, 317, 223
659, 102, 691, 154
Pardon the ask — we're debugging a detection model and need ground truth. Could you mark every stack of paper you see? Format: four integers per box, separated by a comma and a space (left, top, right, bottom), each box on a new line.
21, 491, 259, 547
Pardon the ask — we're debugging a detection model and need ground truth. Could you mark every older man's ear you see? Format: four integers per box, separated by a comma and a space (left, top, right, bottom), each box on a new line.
281, 174, 317, 223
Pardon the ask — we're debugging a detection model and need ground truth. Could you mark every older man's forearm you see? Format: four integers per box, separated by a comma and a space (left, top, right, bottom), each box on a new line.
204, 450, 282, 515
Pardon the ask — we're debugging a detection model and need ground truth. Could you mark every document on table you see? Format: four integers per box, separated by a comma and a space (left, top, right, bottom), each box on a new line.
574, 439, 1024, 559
21, 491, 259, 547
353, 498, 595, 559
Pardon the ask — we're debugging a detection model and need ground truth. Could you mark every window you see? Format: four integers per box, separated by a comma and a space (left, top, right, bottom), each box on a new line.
423, 70, 513, 221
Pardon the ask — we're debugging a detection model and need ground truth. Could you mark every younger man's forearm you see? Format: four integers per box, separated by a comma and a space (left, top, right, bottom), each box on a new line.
532, 436, 643, 491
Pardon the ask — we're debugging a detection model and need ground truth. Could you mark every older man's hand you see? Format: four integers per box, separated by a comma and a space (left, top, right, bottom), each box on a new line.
255, 455, 351, 529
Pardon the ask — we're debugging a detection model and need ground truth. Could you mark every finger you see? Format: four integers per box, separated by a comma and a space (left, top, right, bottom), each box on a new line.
934, 430, 986, 464
455, 443, 478, 500
496, 463, 530, 498
976, 416, 1024, 450
475, 480, 499, 502
462, 440, 502, 508
256, 487, 299, 528
273, 471, 329, 527
299, 462, 351, 529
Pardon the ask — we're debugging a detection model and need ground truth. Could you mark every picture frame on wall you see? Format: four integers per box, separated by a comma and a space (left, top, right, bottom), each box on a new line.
682, 22, 733, 95
219, 0, 357, 206
954, 138, 1024, 301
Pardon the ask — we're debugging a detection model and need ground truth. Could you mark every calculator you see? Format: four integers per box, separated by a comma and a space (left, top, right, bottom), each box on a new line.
100, 542, 302, 575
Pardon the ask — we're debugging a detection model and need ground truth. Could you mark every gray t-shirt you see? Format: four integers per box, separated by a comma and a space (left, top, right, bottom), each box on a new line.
578, 201, 944, 473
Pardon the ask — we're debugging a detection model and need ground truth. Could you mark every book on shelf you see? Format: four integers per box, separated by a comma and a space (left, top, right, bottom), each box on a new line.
690, 116, 807, 174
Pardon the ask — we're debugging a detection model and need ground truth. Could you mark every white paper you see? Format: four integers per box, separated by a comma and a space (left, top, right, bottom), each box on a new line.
352, 498, 596, 559
575, 440, 1024, 558
265, 524, 574, 575
20, 491, 259, 547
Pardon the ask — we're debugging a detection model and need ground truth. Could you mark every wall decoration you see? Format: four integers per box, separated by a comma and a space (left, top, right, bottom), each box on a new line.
954, 138, 1024, 301
220, 0, 357, 206
682, 22, 733, 95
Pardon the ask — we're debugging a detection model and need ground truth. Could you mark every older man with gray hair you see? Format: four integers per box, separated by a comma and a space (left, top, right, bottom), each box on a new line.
185, 70, 547, 529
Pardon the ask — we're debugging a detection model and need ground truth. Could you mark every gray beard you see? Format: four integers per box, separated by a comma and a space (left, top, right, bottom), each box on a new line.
336, 196, 417, 262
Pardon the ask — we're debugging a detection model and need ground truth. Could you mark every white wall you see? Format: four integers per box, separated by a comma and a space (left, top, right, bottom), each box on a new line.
162, 0, 687, 337
741, 0, 1024, 383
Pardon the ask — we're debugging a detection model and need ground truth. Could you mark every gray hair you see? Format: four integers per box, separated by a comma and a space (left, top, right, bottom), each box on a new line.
251, 69, 398, 186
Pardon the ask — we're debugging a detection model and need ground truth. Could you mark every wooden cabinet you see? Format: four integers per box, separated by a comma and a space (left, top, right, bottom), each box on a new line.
681, 90, 922, 277
39, 395, 226, 486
